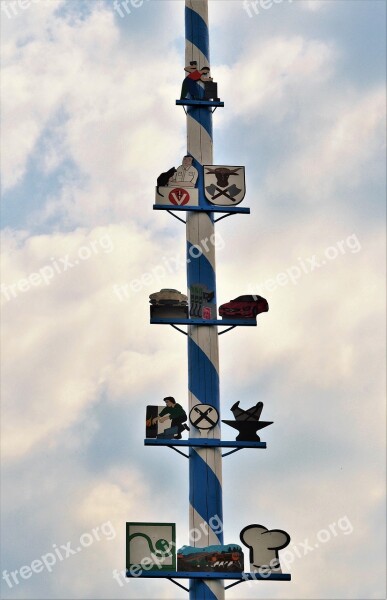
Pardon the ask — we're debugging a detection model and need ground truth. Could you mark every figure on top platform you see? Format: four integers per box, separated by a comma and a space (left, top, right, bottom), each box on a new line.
180, 61, 219, 101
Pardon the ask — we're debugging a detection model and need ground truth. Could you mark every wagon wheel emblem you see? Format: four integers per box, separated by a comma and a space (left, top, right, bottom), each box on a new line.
189, 404, 219, 430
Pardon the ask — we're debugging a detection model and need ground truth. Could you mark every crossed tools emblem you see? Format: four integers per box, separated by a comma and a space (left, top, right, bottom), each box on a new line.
205, 167, 243, 203
189, 404, 219, 431
205, 183, 242, 202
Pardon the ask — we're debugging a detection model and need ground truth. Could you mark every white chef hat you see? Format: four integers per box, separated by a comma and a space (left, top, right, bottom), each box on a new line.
240, 524, 291, 571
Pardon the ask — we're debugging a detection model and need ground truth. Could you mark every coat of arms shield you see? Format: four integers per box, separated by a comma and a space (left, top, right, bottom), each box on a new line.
204, 165, 246, 206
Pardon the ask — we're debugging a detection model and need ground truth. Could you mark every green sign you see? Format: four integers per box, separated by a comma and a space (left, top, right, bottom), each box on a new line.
126, 522, 176, 574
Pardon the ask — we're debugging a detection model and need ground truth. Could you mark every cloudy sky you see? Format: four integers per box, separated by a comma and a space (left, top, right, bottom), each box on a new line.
1, 0, 386, 598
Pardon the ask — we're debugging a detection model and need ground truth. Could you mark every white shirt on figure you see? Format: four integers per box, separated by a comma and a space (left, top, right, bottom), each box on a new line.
170, 165, 198, 187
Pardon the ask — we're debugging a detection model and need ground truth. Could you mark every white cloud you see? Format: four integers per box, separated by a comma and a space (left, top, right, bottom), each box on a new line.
1, 1, 184, 202
301, 0, 327, 11
264, 87, 386, 202
1, 223, 188, 460
216, 35, 336, 121
1, 2, 385, 599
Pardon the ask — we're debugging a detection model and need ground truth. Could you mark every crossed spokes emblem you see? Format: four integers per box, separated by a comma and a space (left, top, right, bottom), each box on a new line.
189, 404, 219, 431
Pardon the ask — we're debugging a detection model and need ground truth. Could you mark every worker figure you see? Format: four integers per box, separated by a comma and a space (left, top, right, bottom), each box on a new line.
169, 155, 198, 188
153, 397, 189, 439
180, 61, 215, 100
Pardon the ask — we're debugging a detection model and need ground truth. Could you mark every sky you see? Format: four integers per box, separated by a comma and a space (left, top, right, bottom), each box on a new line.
0, 0, 386, 599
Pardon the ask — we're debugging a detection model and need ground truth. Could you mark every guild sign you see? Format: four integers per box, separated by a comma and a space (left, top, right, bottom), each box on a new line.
169, 188, 191, 206
189, 284, 215, 319
222, 401, 273, 442
202, 306, 212, 320
177, 543, 244, 573
204, 165, 246, 206
126, 522, 176, 573
240, 524, 290, 573
189, 404, 219, 430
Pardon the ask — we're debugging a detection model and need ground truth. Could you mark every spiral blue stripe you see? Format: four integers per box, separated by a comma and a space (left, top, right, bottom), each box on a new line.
185, 7, 210, 62
187, 242, 217, 302
189, 449, 223, 534
191, 157, 204, 203
190, 158, 214, 207
189, 580, 219, 600
188, 105, 213, 139
186, 3, 224, 598
188, 336, 219, 406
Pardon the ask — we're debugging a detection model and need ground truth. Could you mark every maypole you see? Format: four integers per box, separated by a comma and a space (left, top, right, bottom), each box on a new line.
125, 1, 292, 598
185, 2, 223, 599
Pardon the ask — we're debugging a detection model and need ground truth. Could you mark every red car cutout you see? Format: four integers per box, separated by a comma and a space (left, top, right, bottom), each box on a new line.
219, 295, 269, 319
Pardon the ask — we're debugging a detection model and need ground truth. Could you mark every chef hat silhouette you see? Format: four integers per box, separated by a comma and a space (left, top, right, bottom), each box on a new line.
240, 524, 291, 572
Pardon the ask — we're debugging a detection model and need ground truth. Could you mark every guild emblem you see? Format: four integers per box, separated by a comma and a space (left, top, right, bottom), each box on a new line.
204, 166, 246, 206
169, 188, 191, 206
189, 404, 219, 431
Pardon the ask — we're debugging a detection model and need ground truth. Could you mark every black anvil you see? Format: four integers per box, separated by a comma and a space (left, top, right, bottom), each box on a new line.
222, 401, 273, 441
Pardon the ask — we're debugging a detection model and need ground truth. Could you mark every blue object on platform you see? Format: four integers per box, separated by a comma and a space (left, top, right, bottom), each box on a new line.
153, 204, 250, 214
144, 439, 266, 449
150, 318, 257, 326
126, 570, 291, 581
176, 99, 225, 108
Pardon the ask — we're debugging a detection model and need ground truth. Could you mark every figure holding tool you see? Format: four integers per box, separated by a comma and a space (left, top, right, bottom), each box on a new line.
152, 397, 189, 440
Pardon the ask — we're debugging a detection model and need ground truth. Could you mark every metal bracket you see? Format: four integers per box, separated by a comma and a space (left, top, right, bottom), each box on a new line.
154, 443, 248, 459
222, 447, 243, 458
178, 105, 219, 115
167, 577, 189, 592
168, 445, 189, 458
170, 323, 240, 337
218, 325, 236, 335
224, 579, 246, 590
170, 324, 188, 336
167, 209, 186, 224
214, 212, 237, 223
166, 574, 249, 593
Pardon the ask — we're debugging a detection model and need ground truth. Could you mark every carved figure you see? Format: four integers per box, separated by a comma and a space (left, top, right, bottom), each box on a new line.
156, 167, 177, 197
181, 61, 218, 100
152, 397, 189, 440
169, 156, 198, 188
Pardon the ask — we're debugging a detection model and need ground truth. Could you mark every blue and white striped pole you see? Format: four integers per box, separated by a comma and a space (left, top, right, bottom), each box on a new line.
185, 2, 224, 599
